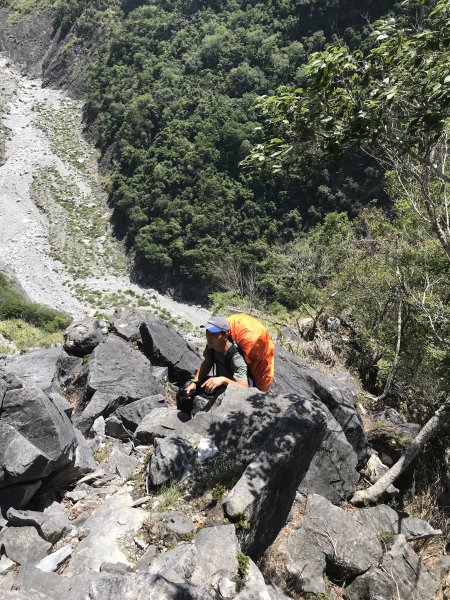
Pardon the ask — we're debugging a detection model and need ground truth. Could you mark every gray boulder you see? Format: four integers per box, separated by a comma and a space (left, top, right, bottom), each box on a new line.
223, 398, 328, 560
354, 504, 442, 541
6, 502, 72, 544
0, 526, 52, 565
278, 494, 383, 594
0, 383, 78, 491
152, 511, 195, 536
298, 410, 359, 503
344, 535, 439, 600
64, 317, 106, 356
274, 347, 370, 468
0, 347, 81, 394
44, 428, 96, 489
134, 406, 191, 446
190, 524, 239, 587
105, 394, 166, 439
108, 447, 140, 480
73, 335, 165, 435
14, 564, 69, 597
149, 435, 196, 487
64, 571, 214, 600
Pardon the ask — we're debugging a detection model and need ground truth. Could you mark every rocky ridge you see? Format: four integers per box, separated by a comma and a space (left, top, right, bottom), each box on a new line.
0, 306, 445, 600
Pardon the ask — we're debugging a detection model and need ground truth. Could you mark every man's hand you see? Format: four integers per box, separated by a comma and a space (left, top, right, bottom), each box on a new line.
201, 376, 227, 394
184, 381, 198, 396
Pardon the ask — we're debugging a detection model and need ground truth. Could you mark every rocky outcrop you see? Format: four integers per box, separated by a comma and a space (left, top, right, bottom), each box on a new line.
73, 334, 165, 435
63, 317, 107, 357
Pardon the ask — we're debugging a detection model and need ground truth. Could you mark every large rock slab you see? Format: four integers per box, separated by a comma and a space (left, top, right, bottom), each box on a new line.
65, 488, 147, 575
344, 535, 439, 600
278, 494, 383, 594
64, 570, 214, 600
6, 502, 72, 544
0, 380, 78, 491
110, 306, 201, 385
73, 335, 165, 435
298, 410, 359, 503
190, 524, 239, 587
43, 428, 96, 489
134, 406, 191, 446
105, 394, 166, 439
64, 317, 107, 357
0, 347, 81, 394
0, 526, 52, 565
274, 347, 370, 468
14, 564, 69, 597
354, 504, 442, 541
223, 399, 328, 560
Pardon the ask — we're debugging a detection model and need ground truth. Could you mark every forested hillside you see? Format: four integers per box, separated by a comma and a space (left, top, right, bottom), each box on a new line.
52, 0, 396, 293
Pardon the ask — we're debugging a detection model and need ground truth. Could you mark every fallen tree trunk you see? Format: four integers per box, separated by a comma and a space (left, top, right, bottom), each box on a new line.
351, 399, 450, 506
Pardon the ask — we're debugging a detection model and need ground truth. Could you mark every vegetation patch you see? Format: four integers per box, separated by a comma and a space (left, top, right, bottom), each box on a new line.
0, 319, 64, 352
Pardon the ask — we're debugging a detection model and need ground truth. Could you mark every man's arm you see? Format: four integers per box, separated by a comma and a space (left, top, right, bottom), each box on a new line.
184, 359, 213, 394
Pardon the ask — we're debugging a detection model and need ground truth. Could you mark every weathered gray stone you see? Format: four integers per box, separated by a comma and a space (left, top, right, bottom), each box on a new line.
149, 435, 196, 487
223, 399, 328, 560
105, 394, 166, 439
344, 535, 439, 600
191, 525, 239, 587
0, 591, 46, 600
135, 545, 158, 572
43, 428, 96, 489
298, 410, 359, 503
146, 543, 197, 583
235, 559, 272, 600
64, 571, 214, 600
108, 447, 140, 480
0, 526, 52, 565
134, 406, 191, 445
0, 556, 15, 575
48, 392, 73, 418
109, 306, 147, 341
0, 347, 81, 394
139, 313, 201, 384
0, 384, 77, 490
74, 335, 164, 435
99, 562, 129, 575
65, 489, 147, 575
355, 504, 442, 541
6, 502, 72, 544
152, 511, 194, 536
274, 347, 370, 468
35, 545, 72, 572
266, 581, 294, 600
15, 564, 69, 596
64, 317, 105, 356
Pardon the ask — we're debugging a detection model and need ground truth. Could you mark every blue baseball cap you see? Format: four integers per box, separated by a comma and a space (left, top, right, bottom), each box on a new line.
200, 316, 230, 334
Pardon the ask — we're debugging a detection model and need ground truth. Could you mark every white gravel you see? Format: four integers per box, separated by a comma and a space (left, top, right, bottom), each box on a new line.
0, 56, 210, 328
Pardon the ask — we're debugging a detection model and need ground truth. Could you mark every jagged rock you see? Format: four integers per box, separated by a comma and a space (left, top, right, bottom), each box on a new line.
0, 556, 15, 575
48, 392, 73, 418
108, 447, 140, 480
274, 347, 370, 468
65, 488, 147, 575
223, 399, 328, 560
278, 494, 383, 594
139, 313, 201, 384
105, 394, 166, 439
0, 382, 78, 491
152, 511, 194, 536
110, 307, 201, 384
0, 347, 81, 394
35, 545, 72, 572
191, 525, 239, 587
73, 335, 165, 435
43, 428, 96, 489
344, 535, 439, 600
134, 406, 191, 445
6, 502, 72, 544
135, 545, 158, 572
64, 317, 106, 356
354, 504, 442, 541
14, 564, 69, 596
64, 571, 214, 600
298, 410, 359, 503
149, 435, 196, 487
0, 526, 52, 565
145, 543, 197, 583
235, 559, 272, 600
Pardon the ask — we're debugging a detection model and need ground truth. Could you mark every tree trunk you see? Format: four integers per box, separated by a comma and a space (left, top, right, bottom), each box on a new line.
351, 399, 450, 506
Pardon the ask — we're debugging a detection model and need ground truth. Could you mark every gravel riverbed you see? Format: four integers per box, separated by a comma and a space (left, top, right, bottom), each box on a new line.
0, 56, 210, 330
